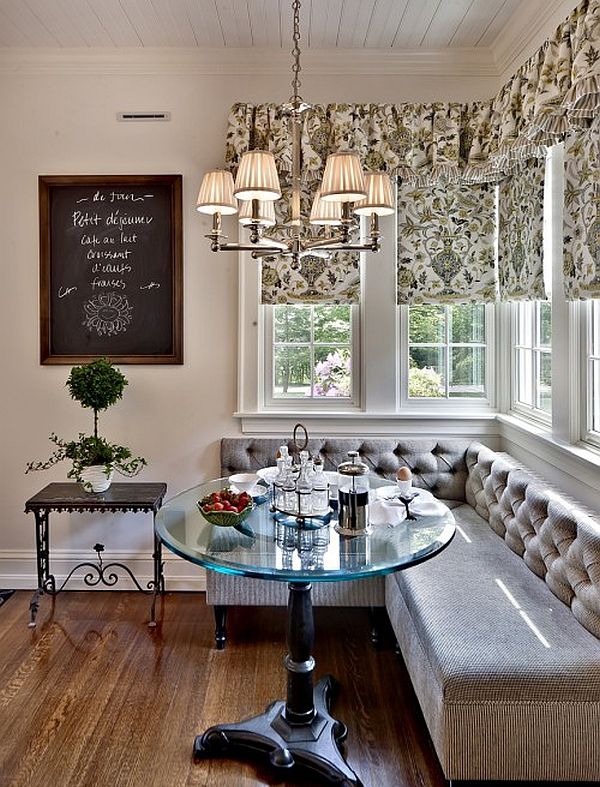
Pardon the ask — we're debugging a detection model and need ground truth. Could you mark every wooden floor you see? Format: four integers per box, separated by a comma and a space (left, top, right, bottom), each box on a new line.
0, 591, 446, 787
0, 592, 592, 787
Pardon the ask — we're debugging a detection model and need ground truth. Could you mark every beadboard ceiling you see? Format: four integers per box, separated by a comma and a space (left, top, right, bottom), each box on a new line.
0, 0, 579, 50
0, 0, 582, 82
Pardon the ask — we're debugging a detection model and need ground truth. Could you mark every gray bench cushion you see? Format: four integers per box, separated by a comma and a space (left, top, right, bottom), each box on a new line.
388, 503, 600, 703
386, 502, 600, 780
221, 437, 472, 501
467, 443, 600, 639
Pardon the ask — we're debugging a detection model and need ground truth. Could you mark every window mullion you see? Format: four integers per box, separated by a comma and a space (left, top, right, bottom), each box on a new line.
445, 306, 450, 399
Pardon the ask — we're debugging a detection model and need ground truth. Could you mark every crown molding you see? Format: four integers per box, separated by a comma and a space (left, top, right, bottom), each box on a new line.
492, 0, 581, 85
0, 45, 498, 77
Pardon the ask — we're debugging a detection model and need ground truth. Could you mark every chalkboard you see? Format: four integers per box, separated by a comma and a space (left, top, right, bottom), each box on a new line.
39, 175, 183, 364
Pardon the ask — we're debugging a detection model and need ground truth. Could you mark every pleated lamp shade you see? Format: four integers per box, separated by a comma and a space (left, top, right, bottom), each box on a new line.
354, 172, 395, 216
233, 150, 282, 201
320, 152, 366, 202
196, 170, 238, 215
309, 189, 343, 225
238, 199, 276, 226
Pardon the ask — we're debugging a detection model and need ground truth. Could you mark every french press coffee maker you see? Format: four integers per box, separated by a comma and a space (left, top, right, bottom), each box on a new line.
335, 450, 371, 536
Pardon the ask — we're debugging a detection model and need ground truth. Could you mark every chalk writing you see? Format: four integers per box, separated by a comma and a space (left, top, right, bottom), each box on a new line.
58, 285, 77, 298
41, 174, 181, 362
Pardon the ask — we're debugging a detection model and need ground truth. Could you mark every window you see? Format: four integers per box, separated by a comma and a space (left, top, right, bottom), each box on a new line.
266, 304, 357, 403
512, 301, 552, 418
585, 299, 600, 443
407, 304, 487, 399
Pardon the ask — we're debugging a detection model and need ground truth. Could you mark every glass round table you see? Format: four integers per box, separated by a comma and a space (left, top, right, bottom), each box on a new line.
156, 476, 455, 787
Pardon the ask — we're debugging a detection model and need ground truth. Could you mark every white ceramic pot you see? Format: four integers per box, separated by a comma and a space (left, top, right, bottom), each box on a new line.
80, 465, 114, 493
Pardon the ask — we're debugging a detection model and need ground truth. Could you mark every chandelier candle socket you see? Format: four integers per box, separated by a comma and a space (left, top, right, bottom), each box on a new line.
196, 0, 392, 263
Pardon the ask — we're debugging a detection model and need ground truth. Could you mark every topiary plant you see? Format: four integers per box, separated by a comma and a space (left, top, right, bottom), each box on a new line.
26, 358, 146, 491
66, 357, 127, 438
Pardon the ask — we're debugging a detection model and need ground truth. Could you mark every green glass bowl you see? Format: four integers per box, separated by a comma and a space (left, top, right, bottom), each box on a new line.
197, 501, 254, 527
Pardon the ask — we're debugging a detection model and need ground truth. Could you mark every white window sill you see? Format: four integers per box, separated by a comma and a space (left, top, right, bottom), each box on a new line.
497, 412, 600, 492
234, 409, 499, 437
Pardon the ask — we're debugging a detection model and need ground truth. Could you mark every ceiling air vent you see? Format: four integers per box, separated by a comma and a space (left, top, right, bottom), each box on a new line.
117, 111, 171, 122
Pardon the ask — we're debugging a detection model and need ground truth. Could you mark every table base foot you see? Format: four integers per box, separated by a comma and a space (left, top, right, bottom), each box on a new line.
193, 675, 361, 786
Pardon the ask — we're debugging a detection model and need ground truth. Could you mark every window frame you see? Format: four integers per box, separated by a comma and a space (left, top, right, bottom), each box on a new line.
404, 303, 489, 402
398, 302, 496, 411
510, 300, 552, 425
582, 299, 600, 448
263, 302, 361, 411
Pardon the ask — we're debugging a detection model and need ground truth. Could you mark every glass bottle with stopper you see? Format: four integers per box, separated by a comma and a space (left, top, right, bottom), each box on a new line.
335, 450, 371, 536
272, 457, 287, 510
296, 451, 313, 515
311, 458, 330, 513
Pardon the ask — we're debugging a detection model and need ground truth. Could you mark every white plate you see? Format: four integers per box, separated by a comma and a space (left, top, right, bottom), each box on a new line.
256, 466, 278, 483
230, 482, 268, 498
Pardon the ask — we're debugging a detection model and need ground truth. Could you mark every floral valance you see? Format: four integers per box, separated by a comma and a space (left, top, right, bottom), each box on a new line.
498, 158, 547, 301
261, 252, 360, 304
563, 117, 600, 300
226, 100, 503, 187
489, 0, 599, 167
260, 178, 360, 304
396, 181, 497, 304
224, 0, 599, 187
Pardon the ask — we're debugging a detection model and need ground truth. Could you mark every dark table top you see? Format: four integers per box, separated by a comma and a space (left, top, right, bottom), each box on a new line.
25, 482, 168, 513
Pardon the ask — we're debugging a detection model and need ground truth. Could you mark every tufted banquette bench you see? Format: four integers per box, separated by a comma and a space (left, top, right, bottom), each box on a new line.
212, 437, 600, 783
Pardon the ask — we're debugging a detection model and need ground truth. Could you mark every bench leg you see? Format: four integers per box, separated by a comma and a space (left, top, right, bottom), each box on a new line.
369, 606, 382, 648
369, 606, 393, 650
214, 605, 227, 650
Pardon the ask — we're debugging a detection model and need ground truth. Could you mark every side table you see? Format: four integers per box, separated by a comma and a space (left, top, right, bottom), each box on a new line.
24, 482, 167, 627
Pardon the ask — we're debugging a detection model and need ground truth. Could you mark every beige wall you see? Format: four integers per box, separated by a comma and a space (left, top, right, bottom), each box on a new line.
0, 56, 497, 587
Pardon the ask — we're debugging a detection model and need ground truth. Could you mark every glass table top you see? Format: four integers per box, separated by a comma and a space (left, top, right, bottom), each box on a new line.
155, 477, 455, 583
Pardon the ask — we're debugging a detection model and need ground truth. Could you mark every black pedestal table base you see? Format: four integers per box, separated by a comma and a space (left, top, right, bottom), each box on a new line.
194, 581, 362, 786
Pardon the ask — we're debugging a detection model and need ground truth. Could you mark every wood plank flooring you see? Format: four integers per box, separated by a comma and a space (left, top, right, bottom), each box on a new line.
0, 591, 443, 787
0, 592, 593, 787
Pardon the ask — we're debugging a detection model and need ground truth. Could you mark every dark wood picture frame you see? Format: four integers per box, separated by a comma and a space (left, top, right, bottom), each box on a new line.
39, 174, 183, 364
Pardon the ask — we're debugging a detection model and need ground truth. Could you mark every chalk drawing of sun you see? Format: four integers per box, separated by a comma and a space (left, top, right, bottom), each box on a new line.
83, 292, 133, 336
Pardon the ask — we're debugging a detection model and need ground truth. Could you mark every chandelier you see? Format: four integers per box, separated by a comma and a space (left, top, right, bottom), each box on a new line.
195, 0, 394, 262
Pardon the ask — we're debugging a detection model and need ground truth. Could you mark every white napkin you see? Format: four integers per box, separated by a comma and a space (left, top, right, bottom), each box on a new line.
370, 486, 449, 526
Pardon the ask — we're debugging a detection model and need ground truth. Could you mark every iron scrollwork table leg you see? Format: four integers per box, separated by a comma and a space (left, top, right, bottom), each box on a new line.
194, 581, 362, 786
148, 523, 165, 627
29, 509, 56, 628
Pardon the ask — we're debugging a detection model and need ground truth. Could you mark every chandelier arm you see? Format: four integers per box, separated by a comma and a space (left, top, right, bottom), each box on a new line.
303, 243, 381, 253
209, 243, 293, 254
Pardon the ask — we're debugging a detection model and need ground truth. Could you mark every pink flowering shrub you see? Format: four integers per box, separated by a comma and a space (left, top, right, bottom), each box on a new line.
313, 351, 351, 397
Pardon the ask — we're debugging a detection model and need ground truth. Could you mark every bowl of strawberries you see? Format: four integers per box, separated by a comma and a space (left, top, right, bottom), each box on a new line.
197, 488, 254, 527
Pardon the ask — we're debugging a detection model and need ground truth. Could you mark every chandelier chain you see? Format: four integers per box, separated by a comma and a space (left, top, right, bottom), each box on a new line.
291, 0, 302, 102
